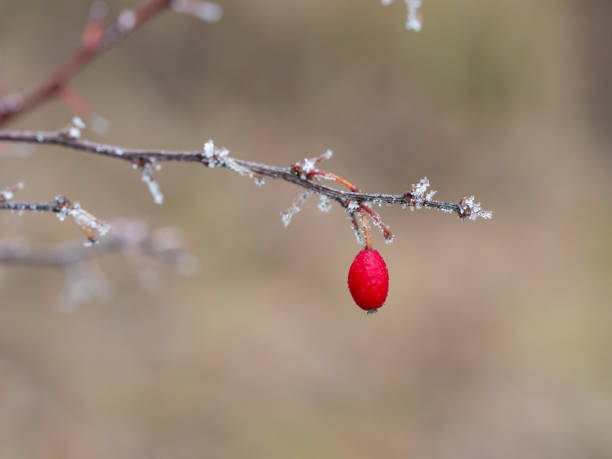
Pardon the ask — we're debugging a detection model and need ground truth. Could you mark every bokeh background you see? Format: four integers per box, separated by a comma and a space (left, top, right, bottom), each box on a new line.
1, 0, 612, 458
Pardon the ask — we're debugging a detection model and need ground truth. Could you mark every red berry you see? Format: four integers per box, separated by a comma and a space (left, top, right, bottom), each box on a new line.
347, 249, 389, 312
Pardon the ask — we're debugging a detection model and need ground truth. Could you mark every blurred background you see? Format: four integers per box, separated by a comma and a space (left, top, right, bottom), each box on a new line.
1, 0, 611, 458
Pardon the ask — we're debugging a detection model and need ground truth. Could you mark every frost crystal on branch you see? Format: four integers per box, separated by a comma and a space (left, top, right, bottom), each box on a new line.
318, 195, 331, 213
347, 211, 365, 245
139, 161, 164, 204
54, 195, 111, 244
382, 0, 422, 31
410, 176, 432, 209
202, 139, 265, 185
0, 130, 493, 248
171, 0, 222, 23
72, 116, 85, 129
62, 116, 86, 139
292, 149, 334, 179
459, 196, 493, 221
203, 139, 227, 168
0, 182, 24, 202
281, 191, 312, 227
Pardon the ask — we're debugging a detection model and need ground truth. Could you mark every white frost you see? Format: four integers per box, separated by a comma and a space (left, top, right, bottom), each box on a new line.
460, 195, 493, 221
318, 195, 331, 213
382, 0, 422, 31
72, 116, 86, 129
54, 196, 111, 240
140, 162, 164, 205
281, 191, 312, 227
172, 0, 223, 23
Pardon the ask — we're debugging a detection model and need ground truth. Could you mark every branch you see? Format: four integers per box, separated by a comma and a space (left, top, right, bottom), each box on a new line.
0, 219, 198, 309
0, 190, 110, 245
0, 220, 193, 268
0, 128, 493, 223
0, 0, 174, 126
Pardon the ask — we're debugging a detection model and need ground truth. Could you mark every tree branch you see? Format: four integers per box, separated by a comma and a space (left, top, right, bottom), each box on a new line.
0, 0, 173, 126
0, 128, 492, 221
0, 220, 193, 268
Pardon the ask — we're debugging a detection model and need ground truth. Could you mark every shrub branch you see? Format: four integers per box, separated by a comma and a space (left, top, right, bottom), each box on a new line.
0, 128, 492, 232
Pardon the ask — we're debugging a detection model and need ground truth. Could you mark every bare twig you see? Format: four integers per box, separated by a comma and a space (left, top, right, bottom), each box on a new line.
0, 0, 173, 126
0, 129, 492, 221
0, 220, 193, 268
0, 193, 111, 244
0, 219, 198, 309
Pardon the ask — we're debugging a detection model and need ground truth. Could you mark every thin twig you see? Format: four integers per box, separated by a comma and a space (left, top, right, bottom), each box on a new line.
0, 223, 191, 267
0, 0, 173, 126
0, 128, 491, 218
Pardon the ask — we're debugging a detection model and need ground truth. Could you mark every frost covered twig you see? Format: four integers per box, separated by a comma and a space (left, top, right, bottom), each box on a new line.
0, 193, 110, 245
0, 128, 492, 245
0, 0, 221, 127
0, 219, 198, 309
0, 219, 193, 268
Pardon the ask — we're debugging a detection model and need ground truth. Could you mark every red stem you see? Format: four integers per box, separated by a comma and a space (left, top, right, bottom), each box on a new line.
0, 0, 172, 126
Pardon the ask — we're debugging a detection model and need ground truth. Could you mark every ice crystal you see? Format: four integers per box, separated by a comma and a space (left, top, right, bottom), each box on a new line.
202, 139, 228, 168
172, 0, 223, 23
254, 176, 266, 187
68, 126, 81, 139
382, 0, 422, 31
0, 190, 13, 201
54, 196, 111, 240
0, 182, 23, 202
413, 176, 429, 198
140, 162, 164, 205
70, 204, 111, 237
408, 176, 437, 210
72, 116, 86, 129
346, 210, 365, 245
347, 200, 360, 213
302, 157, 316, 174
202, 139, 263, 186
318, 195, 332, 213
281, 191, 312, 227
295, 150, 333, 179
459, 196, 493, 221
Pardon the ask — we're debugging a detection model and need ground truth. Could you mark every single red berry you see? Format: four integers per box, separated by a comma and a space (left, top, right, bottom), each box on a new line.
347, 249, 389, 312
